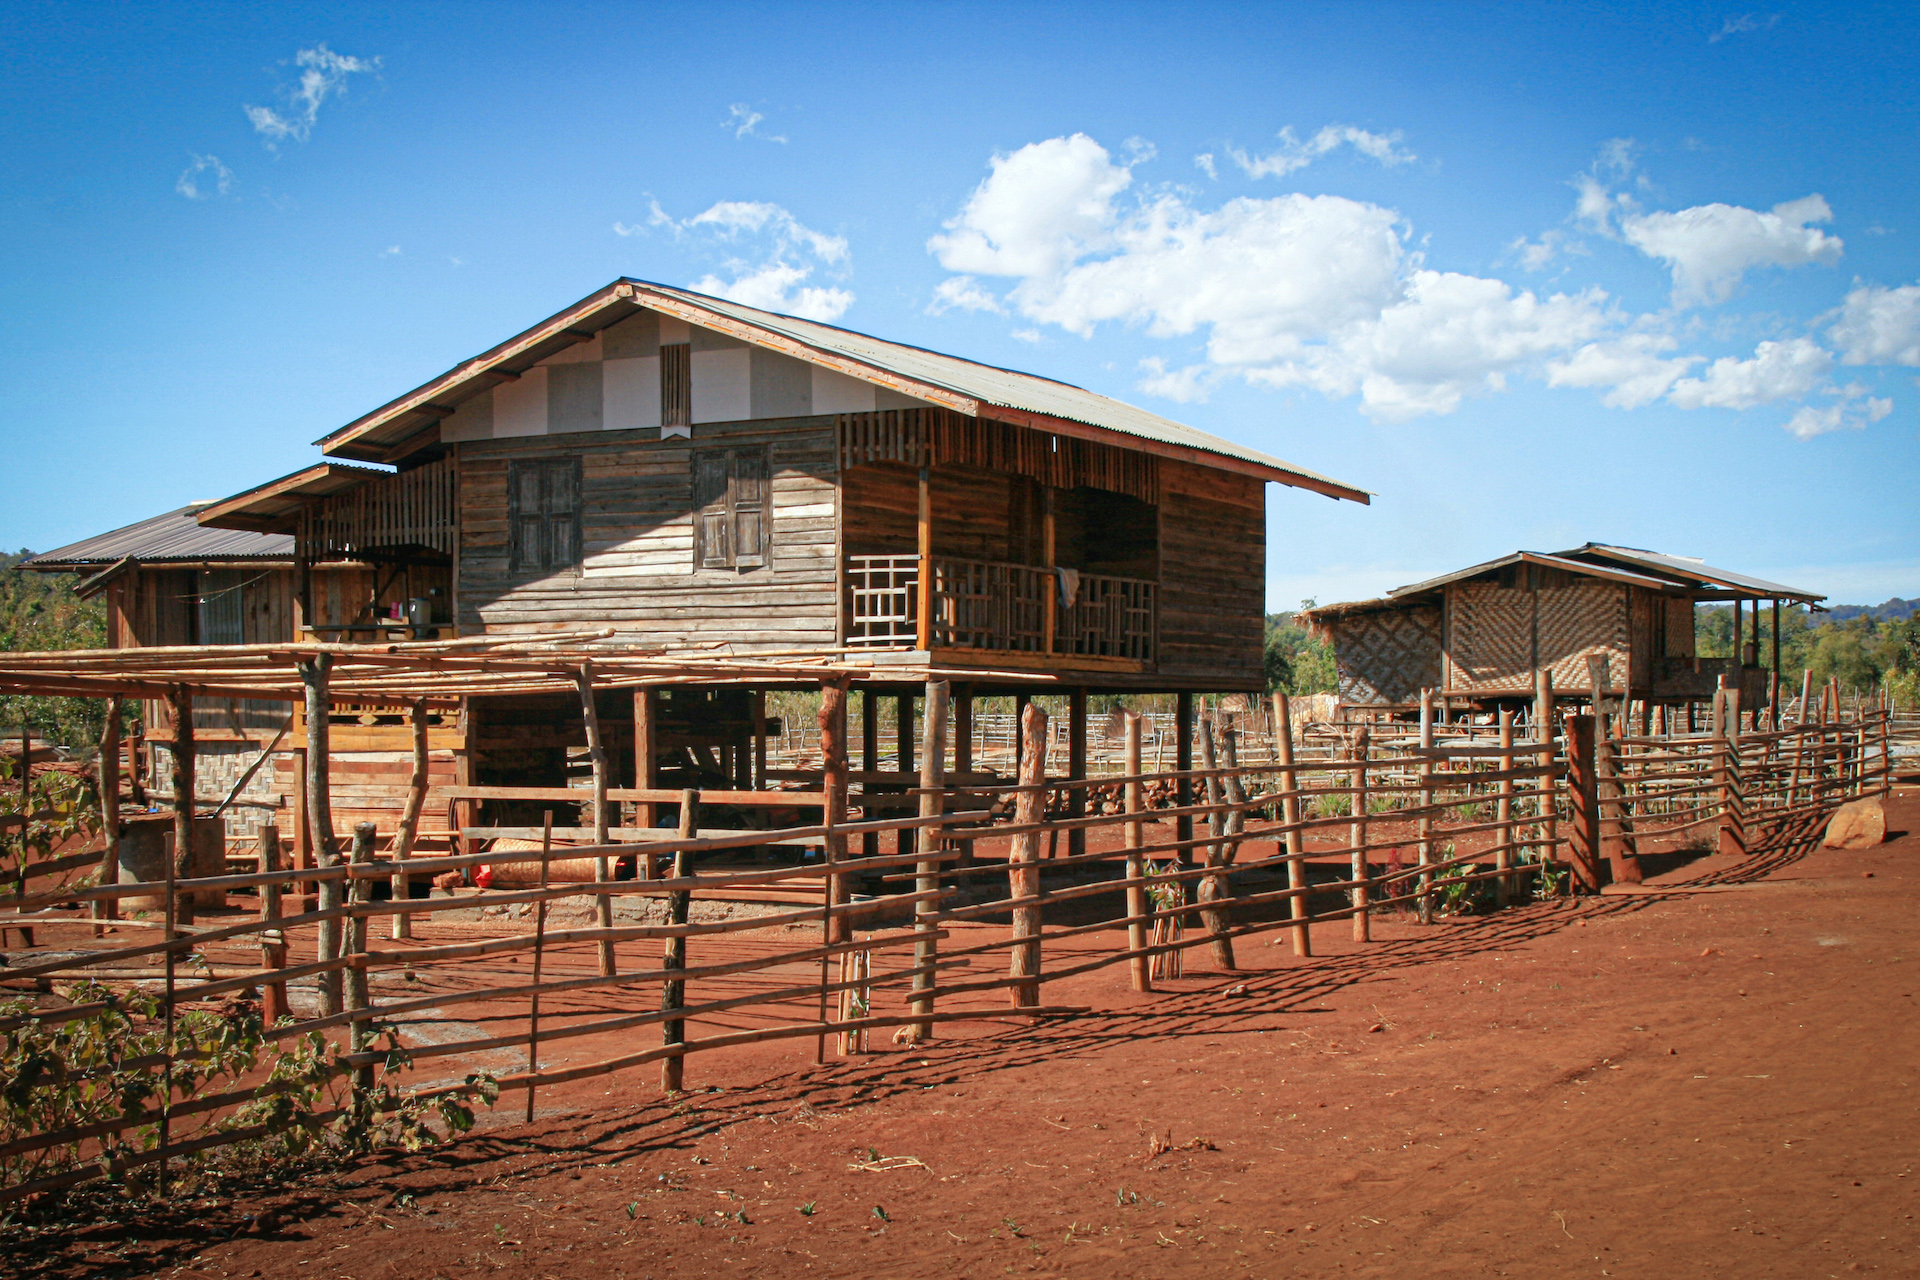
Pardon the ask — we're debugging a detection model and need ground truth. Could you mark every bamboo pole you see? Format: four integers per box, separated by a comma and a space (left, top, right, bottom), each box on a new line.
526, 810, 551, 1123
391, 700, 428, 939
1273, 692, 1310, 957
660, 789, 697, 1093
816, 684, 845, 1063
576, 664, 615, 976
910, 680, 948, 1039
1122, 709, 1150, 992
300, 654, 341, 1014
1350, 724, 1371, 940
168, 685, 195, 929
1009, 701, 1046, 1006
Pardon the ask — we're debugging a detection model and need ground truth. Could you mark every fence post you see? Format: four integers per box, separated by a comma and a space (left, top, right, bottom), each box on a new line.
95, 697, 121, 937
1273, 693, 1310, 957
391, 699, 428, 940
1009, 702, 1046, 1007
1563, 714, 1603, 892
1716, 684, 1747, 858
909, 680, 947, 1039
1196, 714, 1236, 969
259, 824, 289, 1025
1416, 690, 1436, 923
346, 822, 376, 1091
1595, 718, 1643, 886
817, 681, 848, 1062
661, 789, 698, 1093
1495, 710, 1514, 909
575, 664, 615, 977
1122, 710, 1151, 992
1350, 725, 1371, 940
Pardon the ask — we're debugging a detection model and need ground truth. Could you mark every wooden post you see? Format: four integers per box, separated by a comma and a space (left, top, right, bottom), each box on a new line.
1596, 720, 1643, 885
300, 656, 343, 1016
1716, 684, 1747, 858
1009, 701, 1046, 1006
1533, 668, 1555, 750
1272, 693, 1310, 957
953, 685, 975, 868
751, 689, 767, 790
1122, 710, 1151, 992
633, 688, 658, 844
576, 665, 615, 976
1067, 688, 1087, 859
1416, 689, 1436, 923
1563, 714, 1603, 892
391, 700, 428, 940
817, 682, 848, 1060
1350, 724, 1371, 941
661, 789, 697, 1093
95, 697, 121, 936
1041, 487, 1057, 654
894, 691, 915, 861
346, 821, 376, 1089
1495, 709, 1514, 908
915, 466, 933, 653
1175, 691, 1194, 851
1195, 714, 1236, 969
168, 686, 196, 929
860, 689, 879, 860
526, 811, 551, 1123
910, 680, 947, 1039
258, 823, 289, 1024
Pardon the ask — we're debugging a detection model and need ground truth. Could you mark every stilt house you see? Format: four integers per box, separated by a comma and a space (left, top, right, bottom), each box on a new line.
37, 280, 1370, 855
1299, 545, 1823, 717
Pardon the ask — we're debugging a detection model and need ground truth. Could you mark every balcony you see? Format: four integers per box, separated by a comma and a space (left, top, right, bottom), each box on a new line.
846, 554, 1156, 663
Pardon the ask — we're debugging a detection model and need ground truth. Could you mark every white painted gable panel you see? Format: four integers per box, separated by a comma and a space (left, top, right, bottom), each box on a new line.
604, 356, 662, 431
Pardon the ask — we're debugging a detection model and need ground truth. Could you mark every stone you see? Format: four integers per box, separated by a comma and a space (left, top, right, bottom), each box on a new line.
1822, 796, 1887, 850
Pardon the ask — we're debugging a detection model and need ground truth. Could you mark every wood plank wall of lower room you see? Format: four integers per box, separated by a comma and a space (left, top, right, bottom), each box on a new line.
456, 418, 840, 649
1156, 458, 1266, 687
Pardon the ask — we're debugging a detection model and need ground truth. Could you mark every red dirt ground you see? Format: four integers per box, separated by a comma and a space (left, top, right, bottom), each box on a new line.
14, 786, 1920, 1279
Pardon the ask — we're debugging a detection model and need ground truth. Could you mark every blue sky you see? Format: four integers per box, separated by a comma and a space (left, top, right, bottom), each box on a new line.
2, 1, 1916, 608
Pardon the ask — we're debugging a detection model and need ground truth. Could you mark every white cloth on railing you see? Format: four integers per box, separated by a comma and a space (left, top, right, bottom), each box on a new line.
1056, 567, 1080, 609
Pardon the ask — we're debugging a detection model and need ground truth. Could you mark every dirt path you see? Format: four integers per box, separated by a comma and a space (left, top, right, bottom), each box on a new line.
15, 788, 1920, 1278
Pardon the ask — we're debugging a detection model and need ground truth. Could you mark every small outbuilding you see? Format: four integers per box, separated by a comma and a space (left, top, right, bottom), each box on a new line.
1298, 544, 1824, 717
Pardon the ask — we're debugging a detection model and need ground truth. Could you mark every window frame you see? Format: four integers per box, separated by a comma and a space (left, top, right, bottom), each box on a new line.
691, 445, 771, 572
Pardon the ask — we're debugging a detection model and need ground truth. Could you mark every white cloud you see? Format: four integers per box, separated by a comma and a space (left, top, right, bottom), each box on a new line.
1784, 391, 1892, 439
1194, 153, 1218, 180
381, 245, 401, 256
644, 200, 853, 322
1229, 124, 1415, 179
174, 153, 233, 199
1509, 229, 1569, 271
927, 133, 1606, 421
1711, 13, 1780, 42
1010, 329, 1044, 345
1619, 194, 1843, 306
724, 103, 786, 143
1547, 333, 1701, 409
926, 276, 1005, 315
244, 44, 379, 146
1829, 282, 1920, 366
1668, 336, 1832, 409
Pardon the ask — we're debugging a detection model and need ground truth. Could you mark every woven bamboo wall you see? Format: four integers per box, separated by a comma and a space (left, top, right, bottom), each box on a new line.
1448, 580, 1629, 694
1329, 604, 1442, 705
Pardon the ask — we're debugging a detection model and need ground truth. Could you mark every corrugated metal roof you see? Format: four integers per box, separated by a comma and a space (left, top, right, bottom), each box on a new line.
195, 463, 392, 532
1566, 544, 1823, 603
317, 278, 1369, 502
1387, 551, 1682, 597
23, 507, 294, 568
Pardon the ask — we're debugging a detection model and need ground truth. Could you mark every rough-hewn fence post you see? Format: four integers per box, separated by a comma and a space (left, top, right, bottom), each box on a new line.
910, 680, 948, 1039
1008, 701, 1046, 1007
1273, 692, 1310, 957
1563, 713, 1602, 892
1122, 709, 1151, 992
661, 788, 698, 1093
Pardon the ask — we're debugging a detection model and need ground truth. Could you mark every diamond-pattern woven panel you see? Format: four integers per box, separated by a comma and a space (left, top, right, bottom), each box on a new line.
1449, 581, 1628, 694
1331, 604, 1441, 705
1451, 583, 1533, 690
1540, 583, 1628, 690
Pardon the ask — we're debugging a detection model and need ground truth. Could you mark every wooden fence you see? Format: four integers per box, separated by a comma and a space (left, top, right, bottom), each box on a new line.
0, 691, 1892, 1205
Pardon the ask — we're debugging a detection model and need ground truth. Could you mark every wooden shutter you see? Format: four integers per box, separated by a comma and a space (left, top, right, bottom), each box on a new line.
509, 459, 582, 573
545, 459, 580, 570
693, 453, 732, 569
732, 450, 768, 568
509, 461, 545, 572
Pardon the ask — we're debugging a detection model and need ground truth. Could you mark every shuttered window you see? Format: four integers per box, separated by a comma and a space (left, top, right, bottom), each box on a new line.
692, 446, 769, 571
508, 458, 583, 573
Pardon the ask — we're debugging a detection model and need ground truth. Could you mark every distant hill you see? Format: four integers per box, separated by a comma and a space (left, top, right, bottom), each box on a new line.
1822, 598, 1918, 624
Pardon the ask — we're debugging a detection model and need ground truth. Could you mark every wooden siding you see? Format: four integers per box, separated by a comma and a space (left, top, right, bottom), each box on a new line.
456, 417, 839, 648
1155, 459, 1264, 686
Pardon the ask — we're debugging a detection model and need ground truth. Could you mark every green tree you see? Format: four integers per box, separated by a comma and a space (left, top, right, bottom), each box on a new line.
1264, 604, 1336, 695
0, 550, 111, 750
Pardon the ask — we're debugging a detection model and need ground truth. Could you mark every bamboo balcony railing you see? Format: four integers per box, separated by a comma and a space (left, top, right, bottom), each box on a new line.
843, 553, 1156, 659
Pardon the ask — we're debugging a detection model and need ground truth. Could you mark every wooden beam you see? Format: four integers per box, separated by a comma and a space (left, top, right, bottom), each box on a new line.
916, 466, 933, 652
